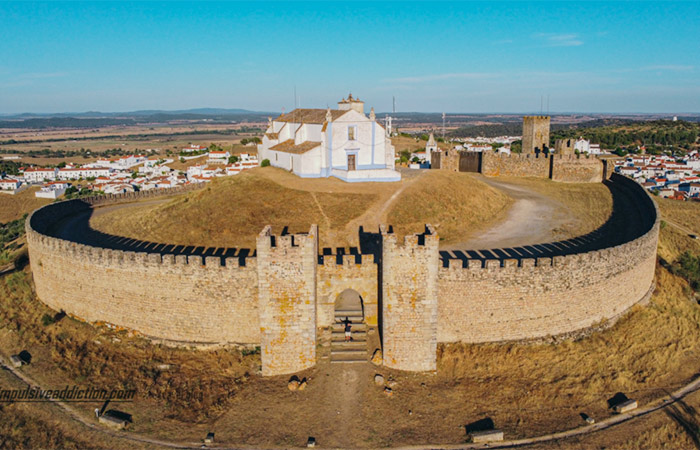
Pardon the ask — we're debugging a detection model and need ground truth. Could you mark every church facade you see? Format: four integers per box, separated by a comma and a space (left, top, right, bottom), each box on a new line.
257, 95, 400, 182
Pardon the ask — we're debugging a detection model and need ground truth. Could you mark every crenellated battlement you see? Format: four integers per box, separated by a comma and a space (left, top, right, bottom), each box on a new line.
381, 224, 439, 249
26, 172, 659, 374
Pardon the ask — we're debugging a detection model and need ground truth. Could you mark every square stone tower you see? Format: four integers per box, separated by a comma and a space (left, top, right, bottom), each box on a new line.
522, 116, 550, 154
380, 224, 439, 372
256, 225, 318, 376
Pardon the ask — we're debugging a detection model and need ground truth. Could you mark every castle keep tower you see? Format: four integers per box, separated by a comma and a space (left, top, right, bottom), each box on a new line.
522, 116, 550, 154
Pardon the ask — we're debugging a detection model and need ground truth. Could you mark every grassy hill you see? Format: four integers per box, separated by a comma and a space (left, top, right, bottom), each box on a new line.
90, 168, 516, 249
0, 187, 50, 224
387, 171, 512, 245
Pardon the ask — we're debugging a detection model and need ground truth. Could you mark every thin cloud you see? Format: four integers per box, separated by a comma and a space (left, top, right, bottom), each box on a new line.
384, 72, 498, 83
0, 71, 68, 88
641, 65, 694, 72
534, 32, 584, 47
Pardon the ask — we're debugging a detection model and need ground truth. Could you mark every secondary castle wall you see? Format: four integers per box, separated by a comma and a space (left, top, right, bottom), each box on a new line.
481, 152, 551, 178
256, 226, 318, 376
551, 155, 604, 183
26, 198, 259, 345
381, 225, 440, 371
437, 174, 658, 343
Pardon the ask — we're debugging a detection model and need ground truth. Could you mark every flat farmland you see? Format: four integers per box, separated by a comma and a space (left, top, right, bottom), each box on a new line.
0, 123, 265, 164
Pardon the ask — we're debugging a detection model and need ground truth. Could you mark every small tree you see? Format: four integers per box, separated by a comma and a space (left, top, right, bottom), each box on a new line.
228, 155, 239, 164
180, 157, 185, 163
261, 159, 271, 167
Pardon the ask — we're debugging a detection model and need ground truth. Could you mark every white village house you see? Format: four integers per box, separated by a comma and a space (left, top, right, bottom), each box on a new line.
257, 94, 400, 182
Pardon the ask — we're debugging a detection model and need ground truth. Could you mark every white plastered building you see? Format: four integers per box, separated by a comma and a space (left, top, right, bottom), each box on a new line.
257, 94, 400, 182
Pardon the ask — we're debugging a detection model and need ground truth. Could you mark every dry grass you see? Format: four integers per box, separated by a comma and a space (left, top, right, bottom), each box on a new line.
0, 187, 51, 223
656, 198, 700, 263
387, 171, 512, 244
0, 402, 101, 449
0, 270, 260, 425
91, 169, 378, 248
657, 198, 700, 234
497, 176, 614, 238
432, 264, 700, 439
91, 168, 514, 249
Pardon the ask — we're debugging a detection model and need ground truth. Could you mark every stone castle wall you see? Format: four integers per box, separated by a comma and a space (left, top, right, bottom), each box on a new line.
26, 195, 259, 346
481, 152, 551, 178
26, 174, 658, 374
550, 154, 605, 183
437, 174, 658, 342
381, 225, 440, 371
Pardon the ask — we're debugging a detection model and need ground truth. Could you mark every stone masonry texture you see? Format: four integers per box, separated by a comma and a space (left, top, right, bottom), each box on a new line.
26, 173, 657, 374
522, 116, 551, 153
380, 225, 440, 372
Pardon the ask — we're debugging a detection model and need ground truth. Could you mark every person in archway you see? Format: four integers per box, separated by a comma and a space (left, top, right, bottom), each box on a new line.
338, 316, 353, 341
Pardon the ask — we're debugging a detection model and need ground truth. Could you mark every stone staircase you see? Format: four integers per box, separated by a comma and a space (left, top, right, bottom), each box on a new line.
330, 309, 367, 364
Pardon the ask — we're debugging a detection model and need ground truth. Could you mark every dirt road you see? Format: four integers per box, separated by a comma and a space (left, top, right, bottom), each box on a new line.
442, 177, 575, 251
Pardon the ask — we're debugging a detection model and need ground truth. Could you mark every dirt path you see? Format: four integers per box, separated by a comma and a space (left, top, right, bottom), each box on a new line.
343, 170, 426, 241
442, 177, 575, 251
664, 218, 698, 237
310, 192, 332, 229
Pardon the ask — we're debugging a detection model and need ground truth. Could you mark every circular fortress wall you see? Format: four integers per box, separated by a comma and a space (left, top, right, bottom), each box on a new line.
26, 190, 260, 346
437, 174, 659, 343
26, 173, 659, 351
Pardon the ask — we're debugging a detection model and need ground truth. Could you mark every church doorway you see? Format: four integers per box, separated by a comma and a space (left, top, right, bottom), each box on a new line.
347, 154, 356, 171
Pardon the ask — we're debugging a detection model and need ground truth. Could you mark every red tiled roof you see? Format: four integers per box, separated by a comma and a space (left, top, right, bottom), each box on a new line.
275, 109, 347, 124
269, 139, 321, 154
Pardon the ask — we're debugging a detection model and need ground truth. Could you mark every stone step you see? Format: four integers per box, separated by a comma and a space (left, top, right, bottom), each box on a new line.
334, 310, 363, 318
330, 351, 367, 363
330, 348, 367, 356
330, 340, 366, 348
331, 325, 367, 336
331, 333, 367, 342
330, 358, 366, 364
333, 317, 364, 324
331, 323, 367, 331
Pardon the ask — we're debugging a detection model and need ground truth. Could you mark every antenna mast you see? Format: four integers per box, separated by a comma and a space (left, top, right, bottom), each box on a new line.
442, 112, 446, 140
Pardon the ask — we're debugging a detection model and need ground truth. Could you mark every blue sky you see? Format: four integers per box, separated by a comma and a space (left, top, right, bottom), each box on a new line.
0, 1, 698, 114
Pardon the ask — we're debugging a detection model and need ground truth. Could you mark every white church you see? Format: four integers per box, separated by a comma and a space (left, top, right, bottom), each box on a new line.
257, 94, 400, 182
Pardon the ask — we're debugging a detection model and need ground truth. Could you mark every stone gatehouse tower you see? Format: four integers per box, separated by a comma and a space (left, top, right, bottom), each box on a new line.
254, 223, 440, 375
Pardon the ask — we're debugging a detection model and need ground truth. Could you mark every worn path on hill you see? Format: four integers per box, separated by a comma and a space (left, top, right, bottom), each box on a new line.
441, 177, 576, 251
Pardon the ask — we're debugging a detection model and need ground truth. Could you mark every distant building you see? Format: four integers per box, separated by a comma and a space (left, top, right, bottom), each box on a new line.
207, 150, 231, 164
181, 144, 208, 153
522, 116, 550, 154
22, 167, 58, 183
0, 178, 21, 190
425, 133, 438, 165
36, 181, 69, 199
257, 94, 400, 182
